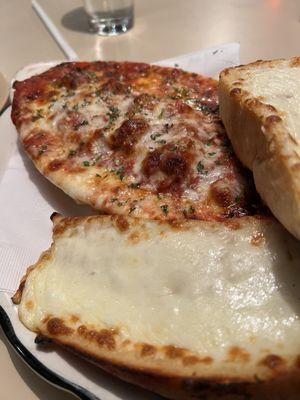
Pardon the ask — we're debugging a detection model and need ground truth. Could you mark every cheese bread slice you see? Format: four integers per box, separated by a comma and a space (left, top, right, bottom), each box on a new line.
13, 214, 300, 399
219, 58, 300, 239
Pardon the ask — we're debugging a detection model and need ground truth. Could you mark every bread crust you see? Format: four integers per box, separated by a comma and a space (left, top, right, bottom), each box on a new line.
41, 336, 300, 400
14, 214, 300, 399
219, 58, 300, 240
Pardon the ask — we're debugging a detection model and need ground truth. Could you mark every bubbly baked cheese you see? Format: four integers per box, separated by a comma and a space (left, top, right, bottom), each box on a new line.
14, 214, 300, 397
12, 61, 262, 220
240, 67, 300, 144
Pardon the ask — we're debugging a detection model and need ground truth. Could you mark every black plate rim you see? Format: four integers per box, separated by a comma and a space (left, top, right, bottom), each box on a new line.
0, 305, 99, 400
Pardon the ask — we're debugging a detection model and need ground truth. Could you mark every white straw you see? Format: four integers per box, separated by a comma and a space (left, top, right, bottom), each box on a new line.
31, 0, 79, 61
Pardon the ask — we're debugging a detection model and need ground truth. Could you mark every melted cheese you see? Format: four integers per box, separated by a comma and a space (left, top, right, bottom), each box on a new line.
243, 68, 300, 143
31, 87, 229, 196
19, 217, 300, 359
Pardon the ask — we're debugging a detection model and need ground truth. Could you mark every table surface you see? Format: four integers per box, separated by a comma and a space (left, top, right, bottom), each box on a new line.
1, 0, 300, 398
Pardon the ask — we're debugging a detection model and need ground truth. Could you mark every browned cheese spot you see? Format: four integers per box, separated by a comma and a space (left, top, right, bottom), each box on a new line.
142, 148, 191, 179
77, 325, 117, 350
142, 146, 193, 194
84, 129, 102, 154
260, 354, 285, 370
47, 318, 73, 336
126, 93, 157, 118
224, 220, 241, 230
59, 68, 90, 90
128, 230, 143, 244
142, 149, 161, 177
47, 159, 65, 172
127, 225, 150, 244
251, 232, 265, 246
182, 355, 213, 366
290, 58, 300, 67
164, 345, 185, 359
108, 118, 149, 153
209, 180, 235, 208
96, 329, 117, 350
200, 356, 213, 364
160, 153, 188, 177
53, 216, 87, 236
140, 343, 157, 357
113, 215, 130, 232
226, 346, 250, 363
182, 356, 200, 366
100, 78, 130, 95
53, 221, 68, 236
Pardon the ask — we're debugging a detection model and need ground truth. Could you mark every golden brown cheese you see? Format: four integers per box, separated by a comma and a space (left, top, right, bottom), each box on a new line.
12, 61, 264, 221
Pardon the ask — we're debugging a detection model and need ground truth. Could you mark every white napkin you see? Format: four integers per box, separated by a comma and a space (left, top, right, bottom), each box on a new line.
0, 43, 240, 293
156, 42, 240, 77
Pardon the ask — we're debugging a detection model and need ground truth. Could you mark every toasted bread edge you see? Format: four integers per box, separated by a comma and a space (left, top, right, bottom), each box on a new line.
219, 60, 300, 240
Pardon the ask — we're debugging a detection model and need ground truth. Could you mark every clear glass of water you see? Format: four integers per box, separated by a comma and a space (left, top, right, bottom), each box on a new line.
83, 0, 134, 36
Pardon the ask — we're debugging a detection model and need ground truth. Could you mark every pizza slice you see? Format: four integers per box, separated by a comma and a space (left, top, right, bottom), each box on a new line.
11, 61, 263, 221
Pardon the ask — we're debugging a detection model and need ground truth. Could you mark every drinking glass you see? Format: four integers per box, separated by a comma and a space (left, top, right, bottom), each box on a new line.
83, 0, 134, 36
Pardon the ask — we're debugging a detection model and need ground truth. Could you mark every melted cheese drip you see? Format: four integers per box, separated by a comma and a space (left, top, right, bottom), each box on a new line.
19, 218, 300, 358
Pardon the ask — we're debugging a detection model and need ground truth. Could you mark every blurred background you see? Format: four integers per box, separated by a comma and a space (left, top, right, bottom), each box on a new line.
1, 0, 300, 81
